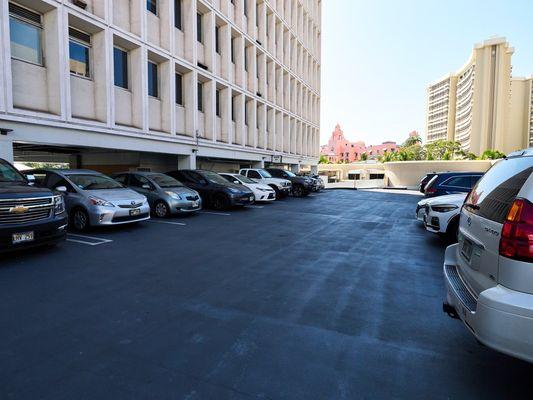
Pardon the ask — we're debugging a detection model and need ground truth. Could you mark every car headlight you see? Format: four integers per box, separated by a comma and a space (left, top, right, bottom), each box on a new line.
88, 196, 114, 207
431, 205, 458, 213
53, 195, 65, 215
228, 188, 241, 194
165, 191, 182, 200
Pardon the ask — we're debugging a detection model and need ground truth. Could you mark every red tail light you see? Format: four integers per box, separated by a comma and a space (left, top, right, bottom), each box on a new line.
499, 198, 533, 262
425, 187, 436, 195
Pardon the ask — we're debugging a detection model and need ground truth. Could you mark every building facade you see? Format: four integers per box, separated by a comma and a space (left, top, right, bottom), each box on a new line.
320, 124, 399, 163
0, 0, 321, 173
425, 37, 531, 155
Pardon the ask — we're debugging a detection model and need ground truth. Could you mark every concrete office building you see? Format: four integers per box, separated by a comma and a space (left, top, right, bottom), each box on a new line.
0, 0, 321, 173
510, 76, 533, 147
425, 37, 531, 155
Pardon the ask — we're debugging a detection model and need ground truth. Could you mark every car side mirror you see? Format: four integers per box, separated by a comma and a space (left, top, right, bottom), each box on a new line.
26, 174, 35, 186
55, 186, 67, 193
142, 183, 151, 190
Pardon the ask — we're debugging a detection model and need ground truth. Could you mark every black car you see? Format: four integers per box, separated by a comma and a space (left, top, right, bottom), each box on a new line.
424, 171, 484, 197
266, 168, 314, 197
419, 173, 437, 193
166, 169, 255, 210
0, 158, 67, 252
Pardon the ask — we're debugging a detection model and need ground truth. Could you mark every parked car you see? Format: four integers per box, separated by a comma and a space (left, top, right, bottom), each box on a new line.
419, 173, 437, 193
424, 171, 484, 197
443, 149, 533, 363
113, 172, 202, 217
265, 168, 314, 197
166, 169, 255, 210
423, 193, 467, 240
297, 172, 325, 192
219, 173, 276, 202
0, 159, 67, 252
25, 169, 150, 231
239, 168, 291, 198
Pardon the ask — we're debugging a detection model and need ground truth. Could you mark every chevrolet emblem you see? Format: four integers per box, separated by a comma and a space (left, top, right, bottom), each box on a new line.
9, 205, 29, 214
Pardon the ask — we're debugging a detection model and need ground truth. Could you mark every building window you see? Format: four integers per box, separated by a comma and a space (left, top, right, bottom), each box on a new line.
147, 0, 157, 15
197, 82, 203, 112
231, 38, 236, 63
148, 61, 158, 98
196, 13, 203, 43
244, 0, 248, 17
174, 0, 182, 29
215, 26, 220, 54
8, 3, 43, 65
113, 47, 128, 89
244, 48, 248, 71
216, 89, 221, 117
175, 73, 183, 105
68, 28, 91, 78
245, 106, 248, 125
231, 97, 236, 121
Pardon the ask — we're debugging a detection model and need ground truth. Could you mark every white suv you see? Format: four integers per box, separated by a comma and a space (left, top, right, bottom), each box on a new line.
443, 149, 533, 362
424, 193, 467, 239
239, 168, 291, 198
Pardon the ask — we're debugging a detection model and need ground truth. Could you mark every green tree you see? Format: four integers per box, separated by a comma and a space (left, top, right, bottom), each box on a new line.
402, 134, 422, 148
360, 153, 368, 161
319, 155, 330, 164
480, 149, 506, 160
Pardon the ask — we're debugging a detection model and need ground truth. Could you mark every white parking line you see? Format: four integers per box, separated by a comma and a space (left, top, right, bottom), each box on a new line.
198, 211, 231, 216
66, 233, 113, 246
148, 220, 187, 226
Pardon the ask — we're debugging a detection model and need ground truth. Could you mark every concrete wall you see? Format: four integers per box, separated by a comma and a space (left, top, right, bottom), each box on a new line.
319, 160, 494, 189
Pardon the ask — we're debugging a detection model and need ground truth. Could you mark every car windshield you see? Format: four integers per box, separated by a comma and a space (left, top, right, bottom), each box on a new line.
284, 170, 296, 177
202, 171, 231, 185
0, 160, 26, 183
235, 174, 255, 184
69, 174, 124, 190
151, 174, 184, 188
258, 169, 272, 178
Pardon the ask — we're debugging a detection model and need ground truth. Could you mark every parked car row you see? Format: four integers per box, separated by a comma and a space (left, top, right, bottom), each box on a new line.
418, 150, 533, 364
0, 160, 321, 252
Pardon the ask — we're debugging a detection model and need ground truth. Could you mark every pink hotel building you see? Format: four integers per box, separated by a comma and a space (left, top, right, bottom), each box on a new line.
320, 124, 401, 163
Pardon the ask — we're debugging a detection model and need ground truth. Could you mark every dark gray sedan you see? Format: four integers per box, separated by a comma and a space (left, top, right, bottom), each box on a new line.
113, 172, 202, 217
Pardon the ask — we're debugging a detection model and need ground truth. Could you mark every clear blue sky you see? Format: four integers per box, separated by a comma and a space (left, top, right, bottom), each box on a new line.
320, 0, 533, 146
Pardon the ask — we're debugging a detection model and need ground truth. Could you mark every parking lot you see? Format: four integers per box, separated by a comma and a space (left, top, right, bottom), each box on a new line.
1, 189, 533, 399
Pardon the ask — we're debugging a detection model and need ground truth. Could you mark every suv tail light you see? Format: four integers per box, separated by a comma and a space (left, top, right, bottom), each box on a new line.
425, 187, 436, 195
499, 198, 533, 262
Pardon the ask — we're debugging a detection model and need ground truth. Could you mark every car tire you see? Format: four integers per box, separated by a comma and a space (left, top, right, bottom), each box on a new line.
212, 194, 230, 210
445, 217, 460, 243
71, 208, 90, 231
154, 200, 170, 218
292, 184, 306, 197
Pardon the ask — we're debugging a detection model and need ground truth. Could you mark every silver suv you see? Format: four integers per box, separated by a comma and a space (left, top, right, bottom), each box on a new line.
443, 149, 533, 362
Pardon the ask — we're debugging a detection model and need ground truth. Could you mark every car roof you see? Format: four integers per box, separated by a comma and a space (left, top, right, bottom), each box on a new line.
507, 148, 533, 158
436, 171, 484, 176
33, 168, 104, 175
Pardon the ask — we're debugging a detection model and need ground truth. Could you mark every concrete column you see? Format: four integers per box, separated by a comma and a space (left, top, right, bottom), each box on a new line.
160, 60, 173, 133
160, 0, 172, 51
235, 36, 245, 87
252, 160, 265, 168
219, 24, 231, 81
131, 46, 145, 130
0, 136, 13, 163
44, 8, 63, 116
184, 70, 196, 136
234, 93, 245, 145
204, 11, 216, 71
178, 153, 197, 170
220, 87, 231, 143
183, 0, 196, 63
204, 79, 216, 140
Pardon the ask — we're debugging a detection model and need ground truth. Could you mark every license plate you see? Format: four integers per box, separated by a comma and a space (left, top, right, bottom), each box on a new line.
12, 231, 34, 244
129, 208, 141, 216
192, 201, 199, 207
461, 238, 473, 261
250, 196, 254, 201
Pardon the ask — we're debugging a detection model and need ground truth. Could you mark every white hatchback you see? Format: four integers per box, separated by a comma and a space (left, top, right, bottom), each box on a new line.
443, 149, 533, 362
219, 173, 276, 202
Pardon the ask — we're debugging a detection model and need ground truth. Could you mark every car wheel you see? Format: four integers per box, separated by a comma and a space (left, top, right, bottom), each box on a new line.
212, 194, 230, 210
154, 200, 170, 218
71, 208, 89, 231
445, 217, 460, 242
292, 184, 305, 197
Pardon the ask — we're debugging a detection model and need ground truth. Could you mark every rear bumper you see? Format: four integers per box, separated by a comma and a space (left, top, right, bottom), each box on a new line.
443, 244, 533, 363
0, 215, 68, 252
